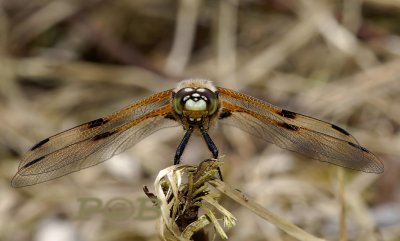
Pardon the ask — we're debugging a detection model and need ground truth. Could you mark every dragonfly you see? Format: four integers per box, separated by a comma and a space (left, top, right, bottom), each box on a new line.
12, 79, 384, 187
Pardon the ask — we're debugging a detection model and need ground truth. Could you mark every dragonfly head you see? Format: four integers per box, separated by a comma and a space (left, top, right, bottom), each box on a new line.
172, 80, 219, 124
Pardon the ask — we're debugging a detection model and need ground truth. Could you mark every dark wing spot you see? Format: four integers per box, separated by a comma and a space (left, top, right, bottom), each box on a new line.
87, 118, 108, 128
30, 138, 50, 151
331, 124, 350, 136
164, 112, 177, 121
218, 109, 232, 119
348, 142, 369, 153
93, 131, 116, 141
278, 109, 297, 119
280, 122, 299, 131
22, 156, 45, 169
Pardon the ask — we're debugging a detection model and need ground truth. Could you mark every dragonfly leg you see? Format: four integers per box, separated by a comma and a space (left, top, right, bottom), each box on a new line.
199, 126, 223, 181
174, 126, 194, 165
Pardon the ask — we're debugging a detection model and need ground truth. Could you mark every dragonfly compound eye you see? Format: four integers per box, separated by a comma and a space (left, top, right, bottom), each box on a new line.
196, 88, 219, 116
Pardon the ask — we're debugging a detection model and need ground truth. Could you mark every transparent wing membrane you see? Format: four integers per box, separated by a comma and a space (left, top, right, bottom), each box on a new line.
218, 87, 383, 173
12, 91, 178, 187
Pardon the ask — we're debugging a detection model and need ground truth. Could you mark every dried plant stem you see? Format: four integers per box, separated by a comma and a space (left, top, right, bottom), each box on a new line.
338, 167, 347, 241
209, 179, 329, 241
165, 0, 201, 76
217, 0, 238, 87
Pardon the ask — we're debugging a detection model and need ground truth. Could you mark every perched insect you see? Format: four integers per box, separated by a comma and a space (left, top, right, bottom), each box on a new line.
12, 79, 383, 187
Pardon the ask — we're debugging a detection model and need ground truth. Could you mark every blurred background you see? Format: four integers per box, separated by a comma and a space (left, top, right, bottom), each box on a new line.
0, 0, 399, 240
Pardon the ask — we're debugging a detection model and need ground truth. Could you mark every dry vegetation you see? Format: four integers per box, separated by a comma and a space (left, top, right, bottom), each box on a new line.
0, 0, 399, 240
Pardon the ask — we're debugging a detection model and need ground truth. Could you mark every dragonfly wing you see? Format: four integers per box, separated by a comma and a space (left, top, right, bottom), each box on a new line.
12, 91, 179, 187
218, 87, 383, 173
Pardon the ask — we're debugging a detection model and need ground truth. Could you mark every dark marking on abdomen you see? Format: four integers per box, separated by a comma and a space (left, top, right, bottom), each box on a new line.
87, 118, 108, 128
219, 109, 232, 119
331, 124, 350, 136
280, 122, 299, 131
348, 142, 369, 153
278, 109, 297, 119
30, 138, 50, 151
22, 156, 45, 169
93, 131, 116, 141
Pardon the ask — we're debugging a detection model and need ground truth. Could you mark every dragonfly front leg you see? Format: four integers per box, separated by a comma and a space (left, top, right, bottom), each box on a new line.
199, 126, 218, 159
199, 126, 223, 180
174, 126, 194, 165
